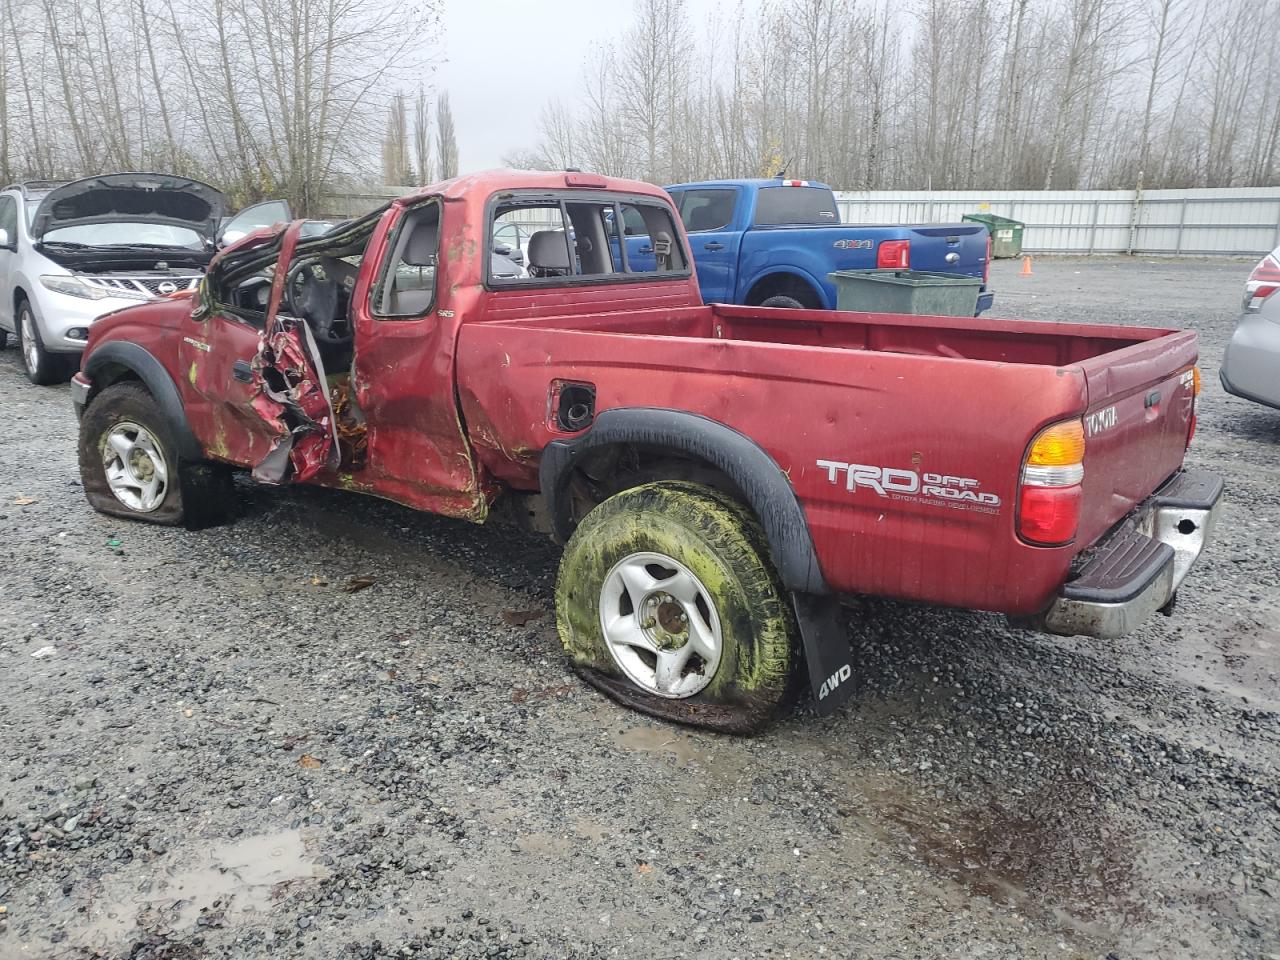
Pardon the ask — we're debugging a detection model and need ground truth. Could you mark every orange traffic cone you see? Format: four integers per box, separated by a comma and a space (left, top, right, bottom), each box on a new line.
1020, 255, 1033, 277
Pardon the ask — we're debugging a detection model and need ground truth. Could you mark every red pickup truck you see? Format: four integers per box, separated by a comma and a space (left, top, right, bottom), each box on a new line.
71, 170, 1223, 732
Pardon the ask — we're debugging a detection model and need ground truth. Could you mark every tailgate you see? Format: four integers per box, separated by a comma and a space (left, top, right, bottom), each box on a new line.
1074, 330, 1198, 547
907, 224, 988, 279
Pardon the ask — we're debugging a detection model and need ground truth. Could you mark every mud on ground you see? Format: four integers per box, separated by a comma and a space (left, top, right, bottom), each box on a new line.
0, 256, 1277, 959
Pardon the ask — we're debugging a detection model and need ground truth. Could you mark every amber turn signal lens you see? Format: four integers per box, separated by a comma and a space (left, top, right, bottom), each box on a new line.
1193, 366, 1202, 396
1026, 420, 1085, 466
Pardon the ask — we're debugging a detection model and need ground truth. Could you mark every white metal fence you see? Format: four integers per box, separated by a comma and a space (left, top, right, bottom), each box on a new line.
321, 185, 1280, 257
833, 187, 1280, 256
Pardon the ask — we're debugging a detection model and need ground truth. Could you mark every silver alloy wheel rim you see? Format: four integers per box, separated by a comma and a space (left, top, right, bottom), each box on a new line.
21, 311, 38, 374
599, 551, 723, 699
102, 421, 169, 513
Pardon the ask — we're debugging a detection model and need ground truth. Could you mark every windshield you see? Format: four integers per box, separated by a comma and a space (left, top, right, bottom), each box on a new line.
753, 186, 839, 226
41, 222, 204, 248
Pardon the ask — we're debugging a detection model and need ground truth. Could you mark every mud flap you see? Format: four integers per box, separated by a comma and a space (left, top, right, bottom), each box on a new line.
250, 317, 339, 484
791, 593, 855, 715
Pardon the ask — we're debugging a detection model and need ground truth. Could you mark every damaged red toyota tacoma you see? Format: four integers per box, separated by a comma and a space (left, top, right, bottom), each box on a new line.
71, 170, 1223, 732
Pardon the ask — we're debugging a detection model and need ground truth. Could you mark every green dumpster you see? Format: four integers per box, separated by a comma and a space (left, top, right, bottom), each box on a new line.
962, 213, 1024, 258
829, 269, 982, 317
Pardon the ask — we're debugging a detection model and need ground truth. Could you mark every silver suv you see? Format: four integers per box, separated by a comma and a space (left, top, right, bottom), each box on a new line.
0, 174, 289, 384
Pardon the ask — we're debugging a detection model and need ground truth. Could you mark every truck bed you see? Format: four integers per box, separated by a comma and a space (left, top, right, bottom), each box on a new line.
485, 302, 1162, 364
456, 302, 1198, 617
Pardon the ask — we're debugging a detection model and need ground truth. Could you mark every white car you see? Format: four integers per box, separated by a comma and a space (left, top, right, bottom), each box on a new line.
1221, 244, 1280, 411
0, 174, 289, 384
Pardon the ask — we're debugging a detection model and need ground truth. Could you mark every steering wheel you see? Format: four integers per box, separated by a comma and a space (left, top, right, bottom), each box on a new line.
283, 258, 350, 346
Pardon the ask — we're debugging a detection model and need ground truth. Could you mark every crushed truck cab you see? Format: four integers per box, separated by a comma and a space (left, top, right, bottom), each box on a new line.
70, 169, 1223, 733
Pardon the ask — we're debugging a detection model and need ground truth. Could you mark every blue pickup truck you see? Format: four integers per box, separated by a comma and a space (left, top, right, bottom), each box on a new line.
659, 178, 994, 313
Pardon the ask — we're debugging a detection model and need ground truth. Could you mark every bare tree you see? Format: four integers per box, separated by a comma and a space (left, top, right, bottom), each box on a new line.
0, 0, 441, 210
519, 0, 1276, 191
578, 46, 632, 175
537, 101, 577, 170
436, 90, 458, 179
382, 93, 411, 185
413, 87, 433, 185
613, 0, 691, 182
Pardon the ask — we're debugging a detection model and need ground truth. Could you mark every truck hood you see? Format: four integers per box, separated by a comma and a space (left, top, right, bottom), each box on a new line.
30, 173, 229, 243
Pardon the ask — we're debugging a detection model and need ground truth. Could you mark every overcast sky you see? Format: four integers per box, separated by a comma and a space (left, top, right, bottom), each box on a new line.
438, 0, 721, 171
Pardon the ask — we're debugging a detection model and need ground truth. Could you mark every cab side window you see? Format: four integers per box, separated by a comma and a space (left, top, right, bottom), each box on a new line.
677, 189, 735, 233
373, 202, 440, 318
488, 194, 687, 285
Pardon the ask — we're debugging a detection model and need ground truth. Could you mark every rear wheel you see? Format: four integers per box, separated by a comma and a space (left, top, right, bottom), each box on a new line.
759, 295, 806, 309
555, 481, 798, 733
18, 301, 72, 385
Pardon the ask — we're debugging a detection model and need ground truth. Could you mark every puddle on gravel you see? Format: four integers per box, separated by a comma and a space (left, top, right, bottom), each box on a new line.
1201, 622, 1280, 709
612, 725, 705, 765
856, 774, 1143, 940
74, 828, 321, 949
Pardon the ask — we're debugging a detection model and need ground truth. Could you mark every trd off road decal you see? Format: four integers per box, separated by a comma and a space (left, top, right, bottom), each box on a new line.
816, 459, 1002, 515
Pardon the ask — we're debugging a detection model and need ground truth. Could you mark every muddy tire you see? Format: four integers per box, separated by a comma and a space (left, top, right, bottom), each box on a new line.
556, 481, 798, 733
759, 295, 806, 310
18, 300, 72, 385
0, 326, 8, 349
79, 382, 235, 529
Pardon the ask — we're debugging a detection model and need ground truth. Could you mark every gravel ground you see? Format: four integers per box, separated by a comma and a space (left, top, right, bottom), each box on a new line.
0, 256, 1277, 960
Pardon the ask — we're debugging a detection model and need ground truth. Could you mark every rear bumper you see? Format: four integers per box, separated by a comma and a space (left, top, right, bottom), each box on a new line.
1220, 308, 1280, 409
1036, 470, 1223, 640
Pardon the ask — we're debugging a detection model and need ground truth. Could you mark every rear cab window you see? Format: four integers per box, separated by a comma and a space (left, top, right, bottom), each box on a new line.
486, 191, 688, 286
753, 186, 839, 226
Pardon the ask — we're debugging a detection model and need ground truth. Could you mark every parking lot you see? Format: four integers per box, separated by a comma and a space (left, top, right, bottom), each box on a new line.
0, 256, 1276, 959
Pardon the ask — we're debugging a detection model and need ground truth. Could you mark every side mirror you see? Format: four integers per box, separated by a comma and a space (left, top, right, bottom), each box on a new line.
493, 243, 512, 256
0, 228, 10, 249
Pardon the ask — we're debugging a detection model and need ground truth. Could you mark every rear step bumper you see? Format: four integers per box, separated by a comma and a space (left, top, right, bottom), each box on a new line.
1038, 470, 1224, 640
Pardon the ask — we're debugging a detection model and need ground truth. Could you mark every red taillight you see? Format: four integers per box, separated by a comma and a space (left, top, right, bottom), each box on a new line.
1019, 486, 1083, 544
877, 239, 910, 269
984, 234, 992, 284
1018, 419, 1085, 545
1245, 254, 1280, 310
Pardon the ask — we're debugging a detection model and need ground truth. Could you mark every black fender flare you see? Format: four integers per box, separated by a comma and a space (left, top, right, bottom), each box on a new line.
81, 341, 204, 462
539, 407, 828, 595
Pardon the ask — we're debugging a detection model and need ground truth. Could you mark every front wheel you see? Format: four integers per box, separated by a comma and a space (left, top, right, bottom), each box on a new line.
555, 482, 798, 733
18, 301, 72, 385
78, 381, 235, 528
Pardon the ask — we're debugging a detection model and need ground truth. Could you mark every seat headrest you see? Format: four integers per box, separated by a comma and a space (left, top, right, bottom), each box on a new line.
403, 220, 438, 266
528, 230, 571, 270
685, 206, 716, 232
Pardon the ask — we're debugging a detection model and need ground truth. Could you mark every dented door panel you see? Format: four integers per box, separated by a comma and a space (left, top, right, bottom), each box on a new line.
344, 201, 494, 520
179, 310, 278, 467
